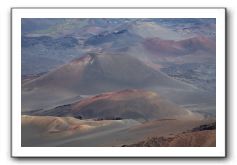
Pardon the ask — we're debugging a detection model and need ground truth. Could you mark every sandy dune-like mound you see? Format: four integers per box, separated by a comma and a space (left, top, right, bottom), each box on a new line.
21, 115, 140, 147
22, 115, 100, 134
22, 115, 214, 147
24, 89, 199, 121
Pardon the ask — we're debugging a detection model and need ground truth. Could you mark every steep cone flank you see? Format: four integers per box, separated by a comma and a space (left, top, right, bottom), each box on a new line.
23, 53, 191, 93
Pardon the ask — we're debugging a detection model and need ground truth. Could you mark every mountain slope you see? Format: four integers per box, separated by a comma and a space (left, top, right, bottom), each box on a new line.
22, 53, 194, 111
123, 122, 216, 147
23, 53, 192, 90
123, 130, 215, 147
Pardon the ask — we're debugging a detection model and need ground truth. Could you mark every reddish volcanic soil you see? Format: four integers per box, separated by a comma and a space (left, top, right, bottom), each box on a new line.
24, 89, 201, 121
143, 36, 215, 56
123, 130, 215, 147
